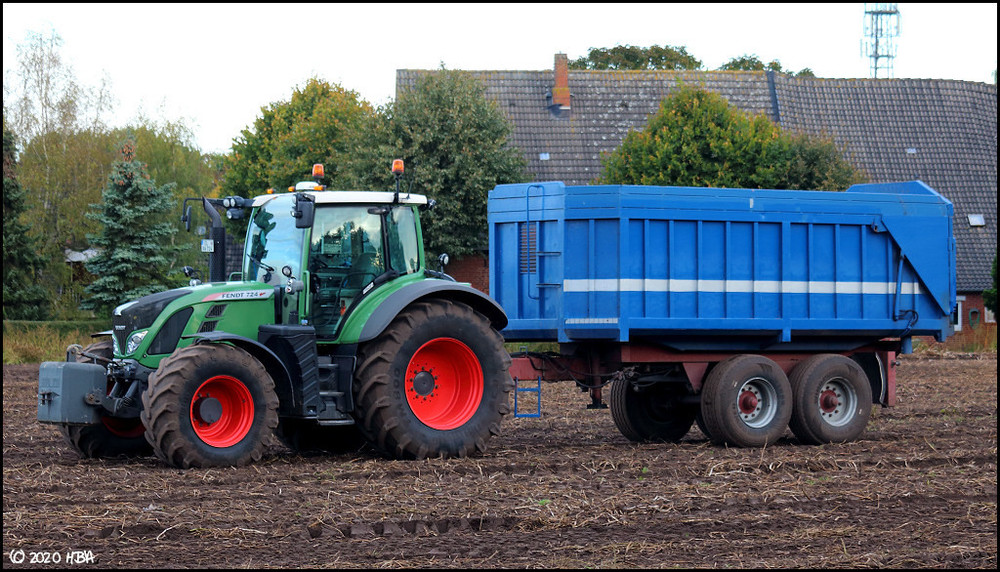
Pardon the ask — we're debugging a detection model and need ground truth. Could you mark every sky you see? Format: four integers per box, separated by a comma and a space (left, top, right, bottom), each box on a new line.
3, 3, 997, 155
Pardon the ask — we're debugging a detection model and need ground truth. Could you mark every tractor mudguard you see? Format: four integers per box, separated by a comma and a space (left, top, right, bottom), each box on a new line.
357, 279, 508, 343
183, 331, 294, 401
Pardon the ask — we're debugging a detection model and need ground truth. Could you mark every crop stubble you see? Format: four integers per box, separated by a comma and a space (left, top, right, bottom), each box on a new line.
2, 354, 996, 568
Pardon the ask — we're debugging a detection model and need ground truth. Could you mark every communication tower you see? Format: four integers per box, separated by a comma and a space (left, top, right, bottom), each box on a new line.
862, 3, 901, 78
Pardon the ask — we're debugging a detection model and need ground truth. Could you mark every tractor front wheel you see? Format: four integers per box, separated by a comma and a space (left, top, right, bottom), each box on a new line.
61, 340, 152, 458
353, 299, 512, 459
141, 344, 278, 468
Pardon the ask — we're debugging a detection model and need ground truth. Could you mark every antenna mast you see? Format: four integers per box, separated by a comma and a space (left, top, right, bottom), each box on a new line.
862, 3, 901, 78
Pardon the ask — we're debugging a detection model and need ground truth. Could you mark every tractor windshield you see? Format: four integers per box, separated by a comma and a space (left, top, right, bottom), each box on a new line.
244, 195, 305, 286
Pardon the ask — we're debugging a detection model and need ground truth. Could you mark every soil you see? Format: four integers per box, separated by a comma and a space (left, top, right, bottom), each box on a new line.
3, 354, 997, 568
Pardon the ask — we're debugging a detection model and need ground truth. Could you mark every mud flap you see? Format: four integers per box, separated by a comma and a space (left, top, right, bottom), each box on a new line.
38, 362, 106, 425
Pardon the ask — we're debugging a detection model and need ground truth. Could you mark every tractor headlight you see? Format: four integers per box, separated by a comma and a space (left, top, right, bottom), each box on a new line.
126, 330, 149, 354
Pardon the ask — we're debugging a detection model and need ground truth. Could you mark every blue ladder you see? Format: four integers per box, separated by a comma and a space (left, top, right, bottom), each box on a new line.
513, 376, 542, 418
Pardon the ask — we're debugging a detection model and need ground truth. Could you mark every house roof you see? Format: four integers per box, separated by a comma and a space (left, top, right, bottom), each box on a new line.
396, 63, 997, 292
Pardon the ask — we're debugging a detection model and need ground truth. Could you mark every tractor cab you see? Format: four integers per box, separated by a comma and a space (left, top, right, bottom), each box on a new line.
242, 163, 428, 337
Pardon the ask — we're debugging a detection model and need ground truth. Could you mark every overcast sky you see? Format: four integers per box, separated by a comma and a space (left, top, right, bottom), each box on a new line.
3, 3, 997, 155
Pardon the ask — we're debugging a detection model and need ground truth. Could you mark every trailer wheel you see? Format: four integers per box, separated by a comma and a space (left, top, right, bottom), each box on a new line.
61, 340, 152, 458
276, 419, 366, 454
788, 354, 872, 444
700, 355, 792, 448
610, 381, 696, 442
353, 299, 512, 459
141, 344, 278, 468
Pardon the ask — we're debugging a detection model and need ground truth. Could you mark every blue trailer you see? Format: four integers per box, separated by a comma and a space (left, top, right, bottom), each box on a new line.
488, 180, 956, 447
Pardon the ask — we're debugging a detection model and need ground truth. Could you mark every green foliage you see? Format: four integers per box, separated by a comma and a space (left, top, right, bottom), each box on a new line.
600, 86, 866, 191
3, 124, 51, 320
570, 44, 703, 71
4, 31, 214, 315
718, 54, 815, 77
112, 119, 222, 273
984, 255, 997, 314
81, 136, 185, 316
343, 68, 527, 258
223, 78, 373, 196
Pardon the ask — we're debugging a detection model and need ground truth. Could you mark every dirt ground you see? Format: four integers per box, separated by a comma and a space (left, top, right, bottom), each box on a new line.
3, 354, 997, 569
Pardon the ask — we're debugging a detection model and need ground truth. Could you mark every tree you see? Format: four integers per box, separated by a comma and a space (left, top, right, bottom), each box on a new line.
984, 255, 997, 315
343, 67, 526, 259
4, 30, 117, 317
599, 85, 865, 191
2, 123, 51, 320
223, 78, 373, 196
570, 45, 702, 71
113, 118, 223, 273
81, 136, 184, 316
718, 54, 815, 77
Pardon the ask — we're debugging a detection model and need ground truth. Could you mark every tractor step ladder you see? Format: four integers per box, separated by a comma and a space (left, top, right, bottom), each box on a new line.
513, 376, 542, 418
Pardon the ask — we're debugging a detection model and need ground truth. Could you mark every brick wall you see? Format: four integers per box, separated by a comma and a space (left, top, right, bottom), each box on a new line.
446, 254, 490, 294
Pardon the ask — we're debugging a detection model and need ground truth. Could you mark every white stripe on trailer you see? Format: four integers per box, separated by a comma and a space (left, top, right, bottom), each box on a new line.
563, 279, 922, 295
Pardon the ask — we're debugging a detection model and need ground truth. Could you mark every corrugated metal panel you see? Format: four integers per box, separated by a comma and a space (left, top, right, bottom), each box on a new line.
489, 181, 956, 349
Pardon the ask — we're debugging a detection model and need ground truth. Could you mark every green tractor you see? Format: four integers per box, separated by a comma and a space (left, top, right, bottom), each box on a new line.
38, 163, 512, 468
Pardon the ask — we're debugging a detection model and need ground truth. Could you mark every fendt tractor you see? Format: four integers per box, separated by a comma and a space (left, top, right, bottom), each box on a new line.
39, 162, 513, 468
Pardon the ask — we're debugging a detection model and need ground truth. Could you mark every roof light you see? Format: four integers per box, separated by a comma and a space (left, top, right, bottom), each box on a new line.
391, 159, 404, 175
312, 164, 325, 178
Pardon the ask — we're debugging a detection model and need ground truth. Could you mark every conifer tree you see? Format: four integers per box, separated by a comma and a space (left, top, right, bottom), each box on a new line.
3, 124, 51, 320
82, 135, 182, 316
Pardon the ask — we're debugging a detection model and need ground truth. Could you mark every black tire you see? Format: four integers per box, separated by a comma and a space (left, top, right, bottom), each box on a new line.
700, 355, 792, 448
609, 380, 696, 442
695, 410, 712, 440
61, 340, 152, 458
276, 418, 366, 455
788, 354, 873, 445
353, 299, 512, 459
140, 344, 279, 468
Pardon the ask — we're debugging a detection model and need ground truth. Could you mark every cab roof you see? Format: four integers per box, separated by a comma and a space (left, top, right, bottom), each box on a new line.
251, 190, 428, 208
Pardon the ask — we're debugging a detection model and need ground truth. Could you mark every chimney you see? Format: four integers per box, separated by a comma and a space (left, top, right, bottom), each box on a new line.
552, 53, 571, 110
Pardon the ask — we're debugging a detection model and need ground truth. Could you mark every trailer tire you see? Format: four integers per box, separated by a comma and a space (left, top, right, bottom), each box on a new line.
789, 354, 872, 445
610, 381, 696, 442
141, 344, 278, 468
61, 340, 152, 458
701, 355, 792, 448
353, 299, 512, 459
276, 419, 366, 454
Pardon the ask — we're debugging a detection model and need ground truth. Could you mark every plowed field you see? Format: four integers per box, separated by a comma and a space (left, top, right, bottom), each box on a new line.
3, 354, 996, 568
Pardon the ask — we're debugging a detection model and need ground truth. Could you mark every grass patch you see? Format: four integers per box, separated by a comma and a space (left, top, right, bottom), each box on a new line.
3, 320, 111, 364
914, 323, 997, 355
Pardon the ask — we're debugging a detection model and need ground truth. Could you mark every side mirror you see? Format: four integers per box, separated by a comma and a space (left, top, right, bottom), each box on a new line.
292, 193, 315, 228
182, 205, 192, 232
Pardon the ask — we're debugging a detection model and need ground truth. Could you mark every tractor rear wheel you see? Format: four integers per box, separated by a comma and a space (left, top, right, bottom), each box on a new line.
61, 340, 152, 458
609, 380, 696, 442
353, 299, 512, 459
141, 343, 278, 468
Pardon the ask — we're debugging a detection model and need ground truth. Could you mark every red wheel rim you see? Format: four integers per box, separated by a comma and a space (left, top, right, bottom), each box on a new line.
102, 416, 145, 439
100, 380, 145, 438
189, 375, 255, 447
405, 338, 484, 430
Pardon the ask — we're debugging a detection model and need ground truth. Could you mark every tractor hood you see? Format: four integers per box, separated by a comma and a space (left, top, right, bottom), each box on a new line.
112, 281, 277, 361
